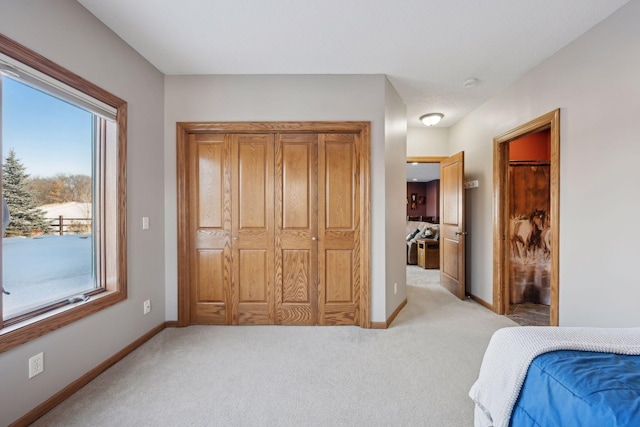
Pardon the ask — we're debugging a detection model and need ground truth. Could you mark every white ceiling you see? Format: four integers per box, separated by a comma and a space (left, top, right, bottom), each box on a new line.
77, 0, 629, 127
407, 162, 440, 183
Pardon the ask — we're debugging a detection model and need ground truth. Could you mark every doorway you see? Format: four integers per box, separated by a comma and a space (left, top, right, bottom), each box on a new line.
406, 156, 445, 288
493, 109, 560, 325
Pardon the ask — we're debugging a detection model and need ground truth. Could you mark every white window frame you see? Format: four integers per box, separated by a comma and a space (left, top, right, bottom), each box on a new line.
0, 33, 127, 353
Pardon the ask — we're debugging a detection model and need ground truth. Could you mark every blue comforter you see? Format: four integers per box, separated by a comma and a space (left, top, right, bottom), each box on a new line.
511, 350, 640, 426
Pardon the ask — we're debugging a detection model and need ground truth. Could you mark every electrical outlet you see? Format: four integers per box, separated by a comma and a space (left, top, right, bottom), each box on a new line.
143, 299, 151, 315
394, 282, 398, 294
29, 352, 44, 379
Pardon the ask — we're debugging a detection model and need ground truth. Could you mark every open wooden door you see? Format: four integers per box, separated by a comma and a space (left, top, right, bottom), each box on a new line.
440, 152, 466, 299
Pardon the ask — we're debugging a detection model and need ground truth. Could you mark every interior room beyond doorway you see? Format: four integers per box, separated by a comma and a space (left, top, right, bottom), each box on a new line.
406, 158, 444, 282
506, 129, 551, 326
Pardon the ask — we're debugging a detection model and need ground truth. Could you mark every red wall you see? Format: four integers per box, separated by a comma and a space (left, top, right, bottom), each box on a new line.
406, 182, 427, 217
510, 129, 550, 161
426, 179, 440, 218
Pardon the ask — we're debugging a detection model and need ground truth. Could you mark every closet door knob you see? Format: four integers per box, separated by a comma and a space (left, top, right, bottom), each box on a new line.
311, 237, 317, 241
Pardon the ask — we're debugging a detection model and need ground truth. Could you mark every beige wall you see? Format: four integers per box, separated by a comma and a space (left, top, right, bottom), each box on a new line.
0, 0, 166, 424
407, 127, 449, 157
163, 74, 406, 323
384, 78, 408, 317
449, 0, 640, 326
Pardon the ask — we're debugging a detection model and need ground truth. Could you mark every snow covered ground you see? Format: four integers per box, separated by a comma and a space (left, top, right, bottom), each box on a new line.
2, 234, 92, 318
40, 202, 92, 219
40, 202, 92, 234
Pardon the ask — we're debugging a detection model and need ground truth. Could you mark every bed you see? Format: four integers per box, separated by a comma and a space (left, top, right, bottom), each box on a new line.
469, 326, 640, 427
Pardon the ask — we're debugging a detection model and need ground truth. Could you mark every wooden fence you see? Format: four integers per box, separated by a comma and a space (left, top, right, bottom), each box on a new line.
49, 215, 92, 235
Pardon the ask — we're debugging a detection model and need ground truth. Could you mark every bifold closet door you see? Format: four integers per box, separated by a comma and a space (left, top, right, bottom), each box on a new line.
318, 133, 361, 325
275, 134, 318, 325
231, 134, 275, 324
189, 133, 275, 325
189, 134, 232, 324
187, 130, 361, 326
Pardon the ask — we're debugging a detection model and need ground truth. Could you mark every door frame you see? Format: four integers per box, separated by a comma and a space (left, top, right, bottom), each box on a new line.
493, 109, 560, 325
176, 121, 371, 328
407, 156, 448, 163
405, 156, 447, 214
406, 156, 446, 281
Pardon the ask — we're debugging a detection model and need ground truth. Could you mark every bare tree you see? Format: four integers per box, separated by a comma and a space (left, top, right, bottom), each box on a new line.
27, 174, 92, 206
69, 174, 92, 203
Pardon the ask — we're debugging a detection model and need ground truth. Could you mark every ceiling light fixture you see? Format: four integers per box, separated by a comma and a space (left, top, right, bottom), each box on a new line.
419, 113, 444, 126
463, 78, 478, 88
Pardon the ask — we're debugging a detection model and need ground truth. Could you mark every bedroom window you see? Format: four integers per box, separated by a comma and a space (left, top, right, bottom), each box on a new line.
0, 34, 127, 352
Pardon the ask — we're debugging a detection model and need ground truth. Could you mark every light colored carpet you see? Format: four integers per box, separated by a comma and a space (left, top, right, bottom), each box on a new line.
33, 272, 516, 427
406, 265, 441, 286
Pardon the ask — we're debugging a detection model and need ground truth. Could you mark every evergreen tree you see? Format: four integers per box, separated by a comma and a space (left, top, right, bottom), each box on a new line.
2, 149, 50, 237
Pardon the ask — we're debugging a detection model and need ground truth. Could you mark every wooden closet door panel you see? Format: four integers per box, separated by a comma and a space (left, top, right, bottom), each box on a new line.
318, 133, 360, 325
275, 134, 318, 325
189, 134, 232, 324
231, 134, 275, 324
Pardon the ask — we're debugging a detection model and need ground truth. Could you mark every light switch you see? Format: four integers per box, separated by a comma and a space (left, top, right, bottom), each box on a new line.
142, 216, 150, 230
464, 180, 479, 189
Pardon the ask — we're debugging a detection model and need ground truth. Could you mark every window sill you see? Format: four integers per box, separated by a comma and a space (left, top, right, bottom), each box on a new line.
0, 289, 125, 353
